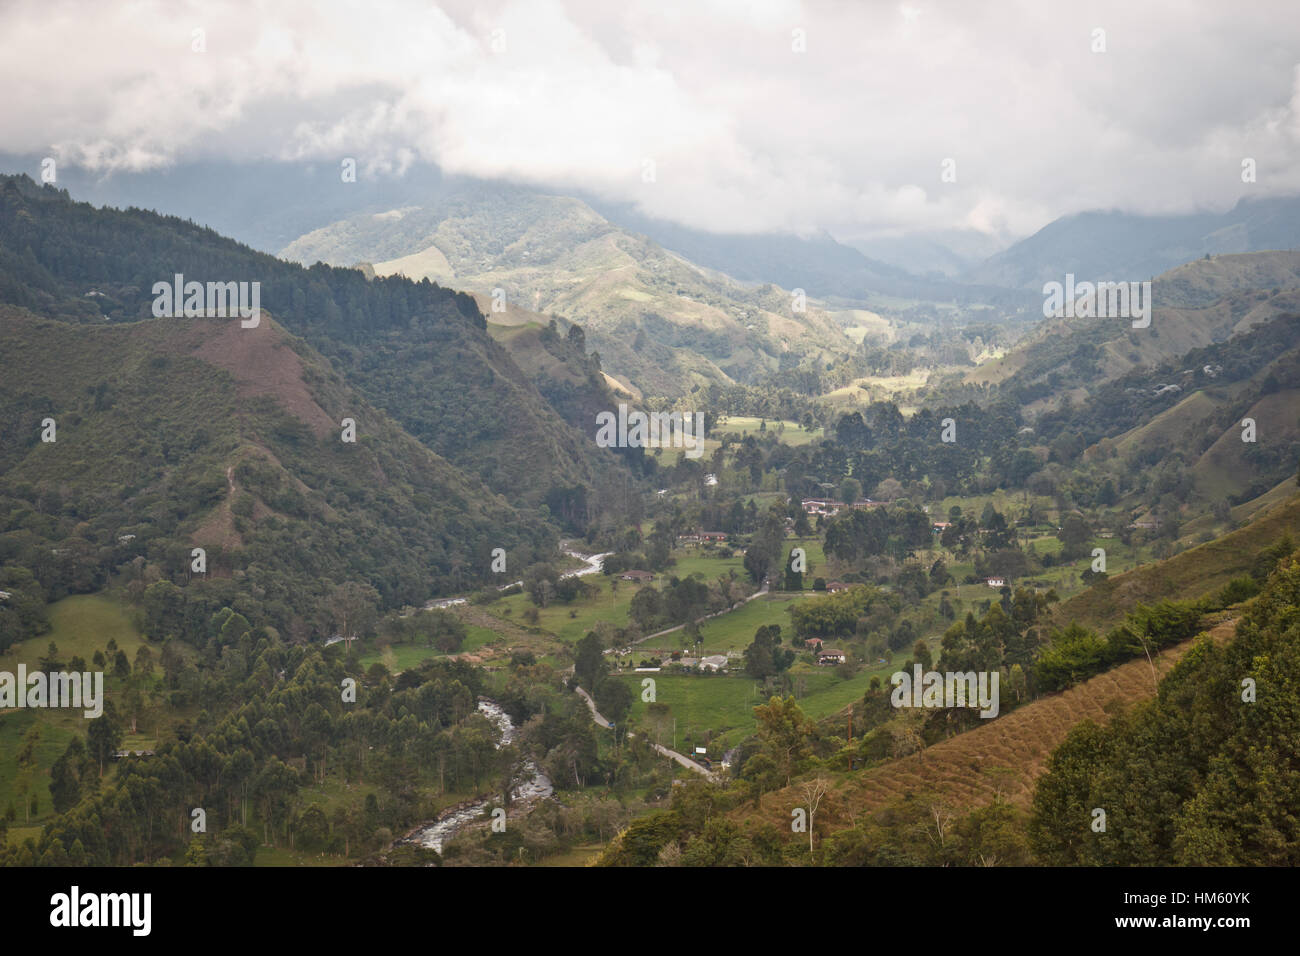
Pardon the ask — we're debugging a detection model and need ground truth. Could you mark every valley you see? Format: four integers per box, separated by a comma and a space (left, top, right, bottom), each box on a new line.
1, 165, 1299, 872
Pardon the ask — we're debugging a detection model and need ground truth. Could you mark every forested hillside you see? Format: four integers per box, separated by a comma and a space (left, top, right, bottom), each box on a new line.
1030, 552, 1300, 865
0, 307, 556, 644
0, 174, 633, 518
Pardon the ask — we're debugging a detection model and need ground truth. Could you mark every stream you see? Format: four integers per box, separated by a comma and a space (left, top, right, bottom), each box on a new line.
404, 698, 554, 854
425, 542, 611, 610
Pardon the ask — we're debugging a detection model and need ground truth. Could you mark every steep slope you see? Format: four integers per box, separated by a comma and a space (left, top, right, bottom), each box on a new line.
0, 174, 628, 517
279, 183, 855, 397
0, 307, 556, 627
966, 252, 1300, 403
1053, 491, 1300, 633
724, 492, 1300, 843
746, 620, 1235, 831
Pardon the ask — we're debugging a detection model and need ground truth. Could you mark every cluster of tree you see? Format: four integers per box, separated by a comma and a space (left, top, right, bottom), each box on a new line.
1030, 549, 1300, 864
626, 573, 747, 634
1033, 601, 1203, 692
0, 612, 518, 866
788, 585, 889, 643
742, 625, 795, 679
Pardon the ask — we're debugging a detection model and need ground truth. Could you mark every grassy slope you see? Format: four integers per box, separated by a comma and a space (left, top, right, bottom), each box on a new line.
1054, 490, 1300, 633
0, 595, 146, 838
733, 617, 1237, 838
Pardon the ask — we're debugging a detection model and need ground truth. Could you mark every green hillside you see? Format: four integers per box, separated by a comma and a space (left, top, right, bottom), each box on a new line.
280, 186, 855, 397
0, 174, 630, 518
0, 306, 556, 626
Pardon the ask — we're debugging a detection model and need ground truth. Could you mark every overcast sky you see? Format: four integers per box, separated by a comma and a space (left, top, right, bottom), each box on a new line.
4, 0, 1299, 240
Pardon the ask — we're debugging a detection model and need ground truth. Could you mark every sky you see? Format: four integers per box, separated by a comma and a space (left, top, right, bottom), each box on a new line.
3, 0, 1299, 241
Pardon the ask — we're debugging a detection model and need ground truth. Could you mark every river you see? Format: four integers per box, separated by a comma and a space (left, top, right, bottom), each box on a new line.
424, 542, 611, 610
403, 698, 554, 854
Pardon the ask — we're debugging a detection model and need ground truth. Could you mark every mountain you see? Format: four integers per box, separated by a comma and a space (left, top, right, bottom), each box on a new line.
580, 198, 1027, 306
279, 182, 860, 397
0, 305, 561, 631
0, 174, 635, 525
966, 195, 1300, 289
0, 156, 1028, 308
842, 229, 1009, 280
964, 251, 1300, 403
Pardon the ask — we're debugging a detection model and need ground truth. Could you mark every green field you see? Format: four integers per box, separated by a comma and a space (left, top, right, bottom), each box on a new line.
358, 623, 502, 673
624, 592, 810, 657
714, 416, 824, 446
479, 549, 747, 646
613, 645, 910, 753
1, 594, 147, 840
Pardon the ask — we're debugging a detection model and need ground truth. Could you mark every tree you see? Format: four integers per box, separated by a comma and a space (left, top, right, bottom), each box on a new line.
752, 696, 815, 786
743, 510, 786, 585
743, 625, 794, 679
574, 632, 606, 690
328, 581, 379, 652
1057, 513, 1091, 561
38, 641, 63, 670
86, 702, 124, 777
595, 678, 633, 730
15, 725, 40, 822
800, 776, 832, 854
49, 736, 88, 813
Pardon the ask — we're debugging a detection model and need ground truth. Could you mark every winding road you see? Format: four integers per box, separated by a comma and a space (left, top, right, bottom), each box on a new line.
573, 686, 719, 781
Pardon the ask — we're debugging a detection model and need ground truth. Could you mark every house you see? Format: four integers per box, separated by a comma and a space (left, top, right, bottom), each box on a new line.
825, 581, 851, 593
113, 749, 156, 759
704, 474, 718, 486
817, 648, 847, 665
804, 638, 824, 651
620, 570, 656, 583
932, 521, 951, 532
801, 498, 845, 516
117, 534, 137, 544
0, 590, 10, 602
1129, 519, 1161, 530
985, 576, 1006, 588
699, 655, 728, 672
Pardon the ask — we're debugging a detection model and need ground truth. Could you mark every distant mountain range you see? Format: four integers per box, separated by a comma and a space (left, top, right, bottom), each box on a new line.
965, 196, 1300, 289
278, 182, 862, 397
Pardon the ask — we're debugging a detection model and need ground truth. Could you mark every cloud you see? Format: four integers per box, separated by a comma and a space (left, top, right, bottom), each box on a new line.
2, 0, 1299, 237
